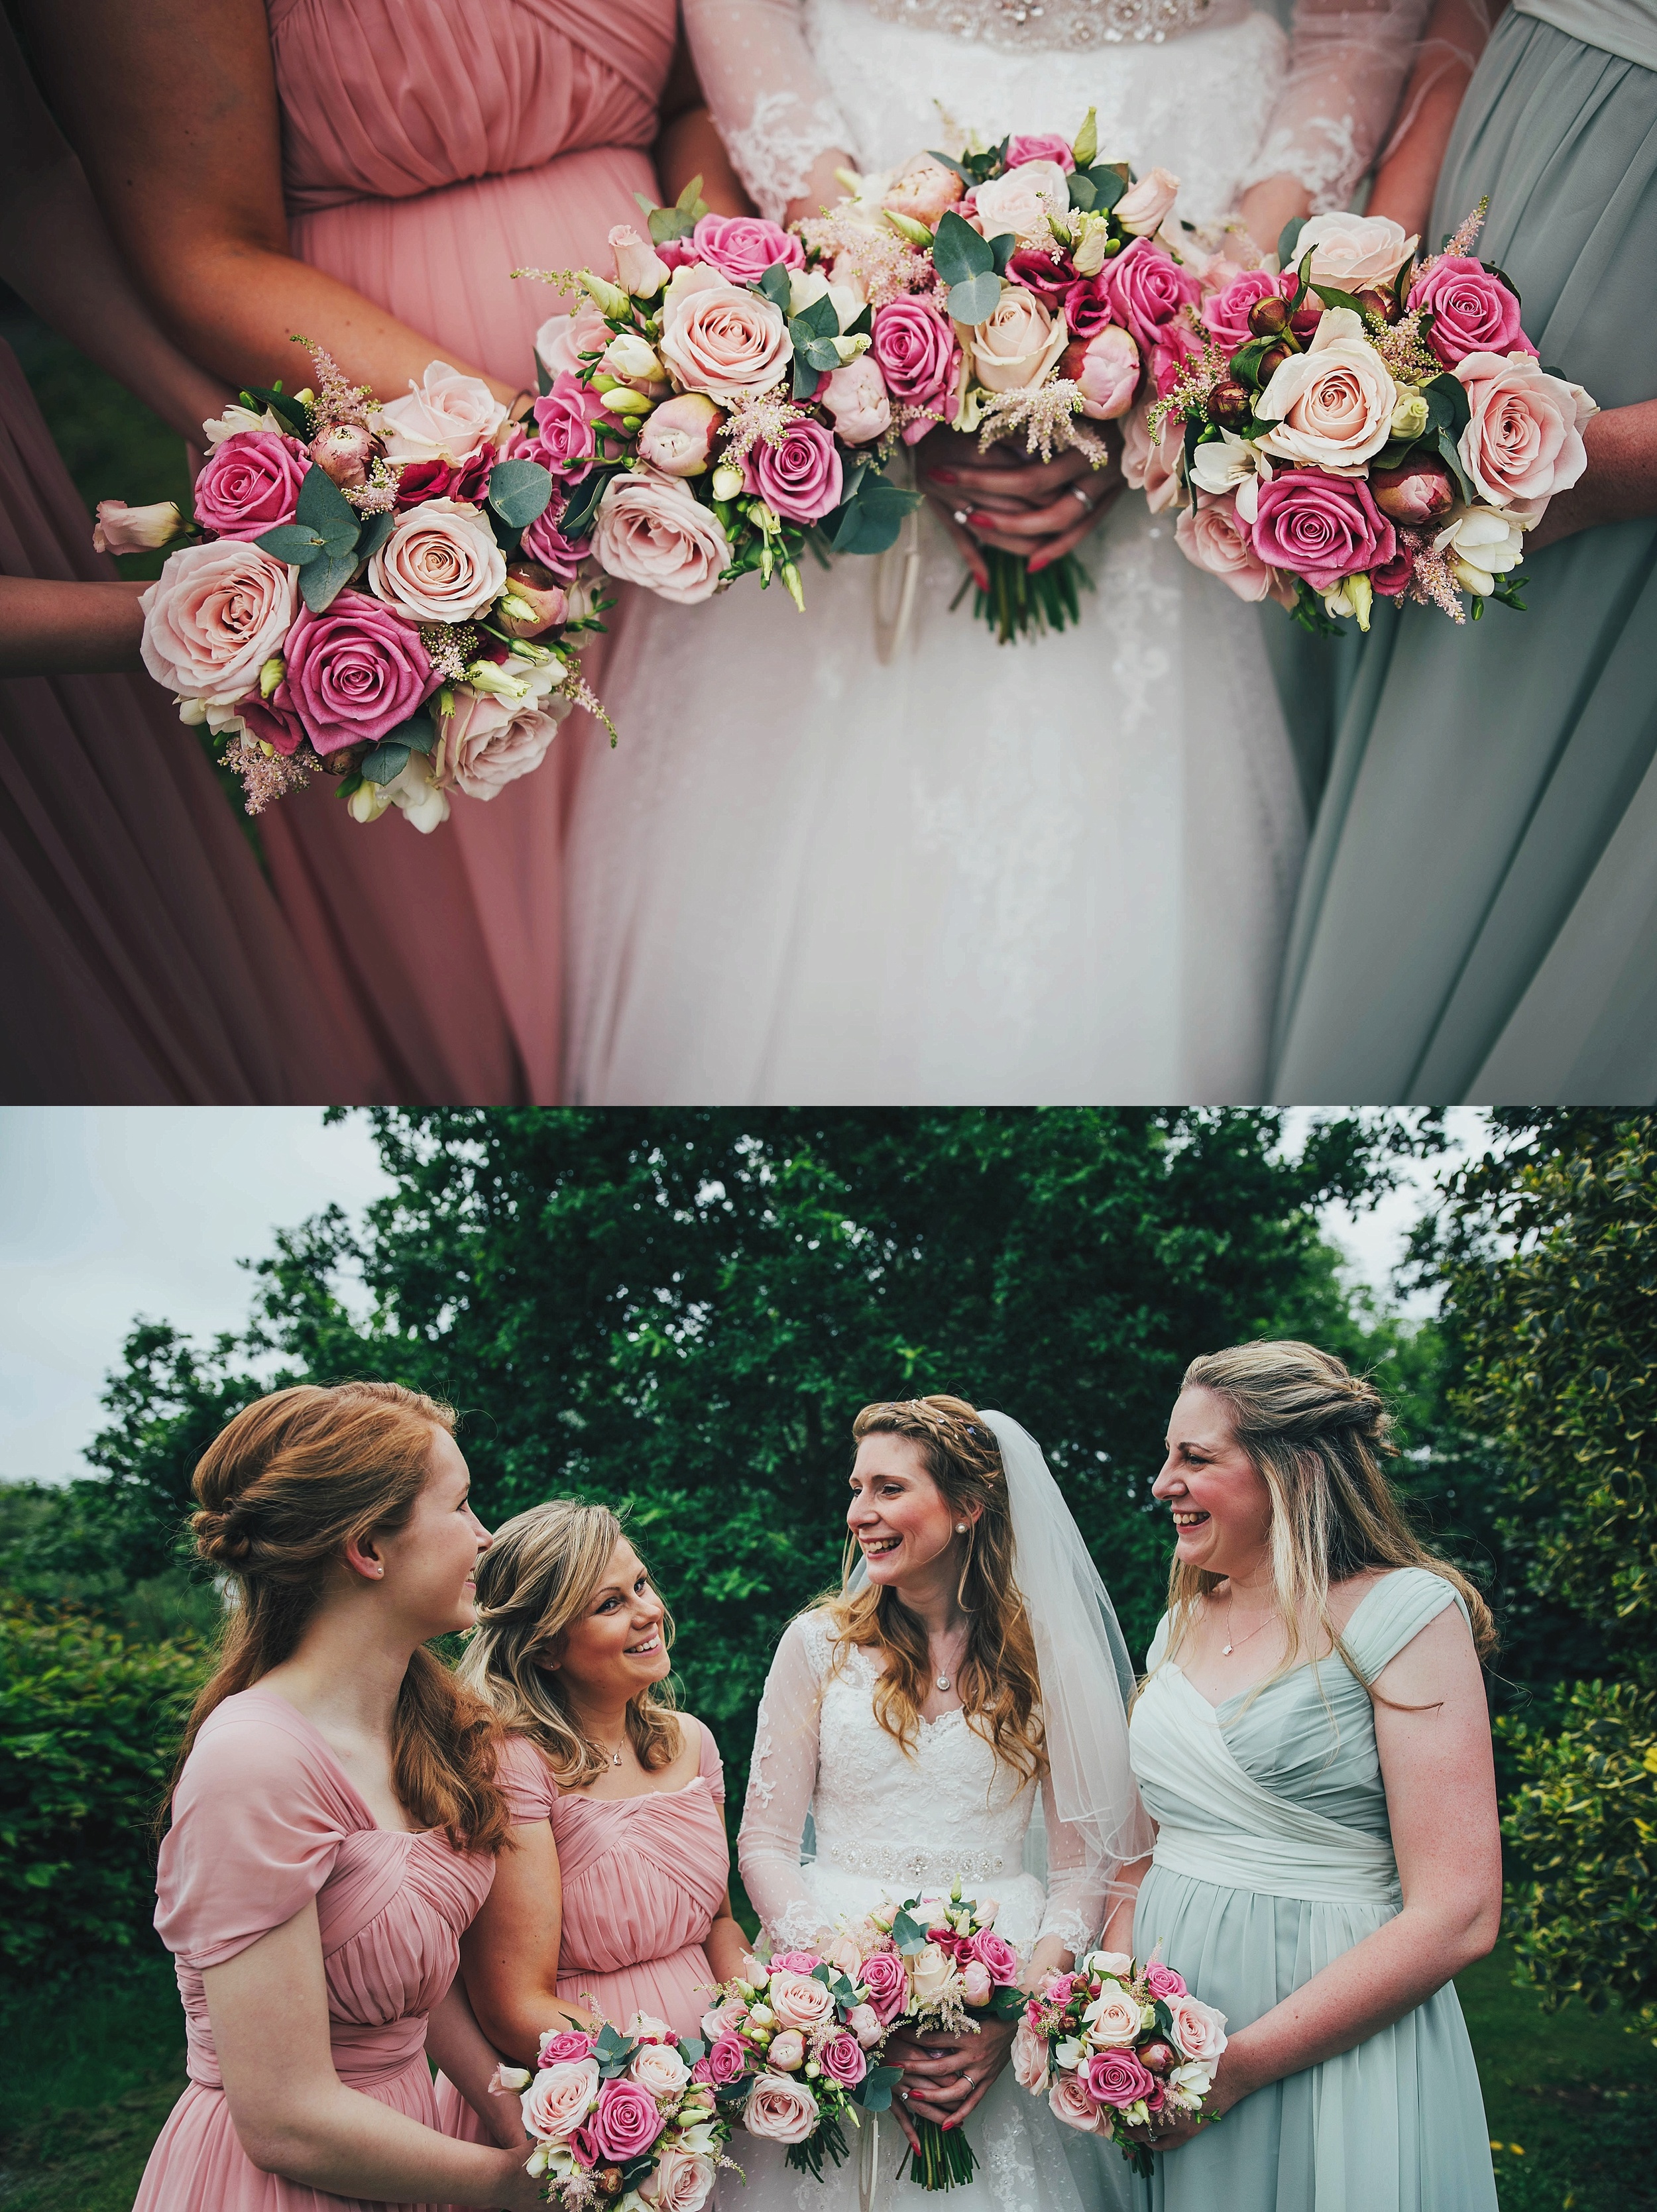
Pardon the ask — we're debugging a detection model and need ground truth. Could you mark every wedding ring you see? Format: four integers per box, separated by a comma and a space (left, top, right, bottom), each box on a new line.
953, 509, 969, 526
1071, 486, 1093, 508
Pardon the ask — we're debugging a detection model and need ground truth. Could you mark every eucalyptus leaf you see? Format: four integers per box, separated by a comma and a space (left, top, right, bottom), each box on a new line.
382, 707, 435, 757
758, 261, 794, 312
488, 458, 555, 529
1088, 164, 1126, 213
536, 356, 554, 397
295, 463, 363, 551
793, 294, 841, 341
845, 304, 873, 339
298, 545, 360, 614
1436, 427, 1477, 504
1424, 371, 1471, 437
989, 232, 1015, 276
1068, 173, 1098, 212
360, 740, 411, 786
932, 208, 994, 288
947, 269, 1003, 326
675, 173, 706, 214
355, 510, 396, 565
253, 522, 326, 566
648, 203, 696, 246
925, 148, 976, 186
559, 467, 613, 541
1278, 215, 1307, 269
792, 355, 825, 401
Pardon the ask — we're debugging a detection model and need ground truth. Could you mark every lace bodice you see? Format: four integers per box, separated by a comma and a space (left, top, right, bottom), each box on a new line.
685, 0, 1430, 221
738, 1612, 1105, 1962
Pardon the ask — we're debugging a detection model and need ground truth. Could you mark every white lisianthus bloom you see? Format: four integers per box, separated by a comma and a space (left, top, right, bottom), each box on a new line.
1165, 2060, 1216, 2111
201, 401, 287, 446
1190, 428, 1267, 498
1054, 2036, 1086, 2070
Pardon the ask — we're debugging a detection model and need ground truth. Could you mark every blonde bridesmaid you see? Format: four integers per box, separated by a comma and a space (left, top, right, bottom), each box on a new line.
135, 1381, 543, 2212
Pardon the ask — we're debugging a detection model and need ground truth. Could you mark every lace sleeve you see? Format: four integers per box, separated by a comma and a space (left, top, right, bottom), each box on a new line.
737, 1614, 834, 1950
1241, 0, 1434, 211
1034, 1768, 1112, 1962
682, 0, 854, 222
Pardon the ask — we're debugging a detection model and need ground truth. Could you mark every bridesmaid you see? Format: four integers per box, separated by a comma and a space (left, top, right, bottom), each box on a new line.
24, 0, 748, 1105
434, 1500, 745, 2143
135, 1379, 544, 2212
1270, 0, 1657, 1102
1112, 1341, 1501, 2212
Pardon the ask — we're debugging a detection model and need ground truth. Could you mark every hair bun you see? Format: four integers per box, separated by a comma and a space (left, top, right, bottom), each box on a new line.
192, 1506, 253, 1566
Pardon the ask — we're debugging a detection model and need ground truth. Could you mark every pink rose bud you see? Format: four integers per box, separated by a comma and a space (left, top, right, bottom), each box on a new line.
848, 2005, 884, 2048
93, 498, 186, 555
1113, 166, 1180, 237
768, 2030, 806, 2072
1369, 455, 1457, 524
636, 392, 725, 477
497, 559, 569, 636
961, 1961, 994, 2005
1060, 325, 1140, 420
821, 355, 891, 445
310, 421, 383, 490
609, 224, 671, 298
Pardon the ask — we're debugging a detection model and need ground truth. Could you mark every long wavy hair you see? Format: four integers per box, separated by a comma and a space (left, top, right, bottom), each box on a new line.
455, 1500, 682, 1790
172, 1381, 512, 1852
819, 1396, 1046, 1788
1165, 1341, 1497, 1700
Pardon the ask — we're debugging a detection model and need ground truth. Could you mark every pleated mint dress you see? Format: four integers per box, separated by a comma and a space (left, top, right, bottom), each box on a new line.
1269, 3, 1657, 1103
1126, 1569, 1497, 2212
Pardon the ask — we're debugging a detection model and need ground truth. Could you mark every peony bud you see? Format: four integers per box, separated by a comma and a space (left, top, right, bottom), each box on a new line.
1246, 295, 1290, 339
636, 392, 724, 478
93, 498, 186, 555
768, 2030, 806, 2070
310, 421, 382, 489
608, 223, 671, 298
1369, 455, 1457, 525
1207, 378, 1253, 429
598, 2170, 625, 2197
1352, 286, 1399, 324
1139, 2042, 1175, 2074
496, 560, 569, 637
1289, 302, 1322, 342
1257, 342, 1292, 380
961, 1961, 994, 2005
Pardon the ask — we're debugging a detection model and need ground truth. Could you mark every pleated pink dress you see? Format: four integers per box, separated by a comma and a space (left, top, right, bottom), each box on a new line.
0, 343, 383, 1102
254, 0, 676, 1104
435, 1719, 730, 2167
135, 1688, 496, 2212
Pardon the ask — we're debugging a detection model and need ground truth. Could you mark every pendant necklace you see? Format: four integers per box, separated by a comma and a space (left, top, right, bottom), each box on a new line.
1222, 1586, 1274, 1658
933, 1624, 969, 1693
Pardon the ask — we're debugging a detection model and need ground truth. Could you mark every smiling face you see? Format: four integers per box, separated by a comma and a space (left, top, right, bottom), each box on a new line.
847, 1431, 974, 1590
1152, 1386, 1275, 1581
542, 1536, 671, 1700
372, 1424, 493, 1639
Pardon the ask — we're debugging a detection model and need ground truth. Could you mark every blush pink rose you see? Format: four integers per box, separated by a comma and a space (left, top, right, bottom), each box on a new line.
1410, 256, 1534, 368
691, 2032, 750, 2087
821, 355, 891, 445
701, 2000, 746, 2042
746, 419, 844, 522
1201, 268, 1296, 355
1048, 2073, 1106, 2133
1293, 211, 1417, 289
1165, 1995, 1228, 2064
637, 392, 724, 476
765, 2029, 807, 2072
282, 588, 437, 754
659, 270, 792, 402
769, 1952, 823, 1975
1061, 325, 1139, 419
857, 1950, 907, 2023
1012, 2017, 1051, 2093
871, 298, 956, 407
848, 2004, 884, 2048
631, 2042, 692, 2096
540, 2030, 598, 2067
519, 496, 592, 579
1102, 235, 1202, 356
367, 496, 507, 624
1119, 400, 1183, 514
1084, 2049, 1155, 2109
536, 305, 612, 384
641, 2150, 717, 2212
1007, 133, 1076, 171
970, 160, 1071, 247
818, 2031, 868, 2087
192, 431, 310, 540
821, 1934, 866, 1981
961, 1962, 994, 2005
1454, 349, 1593, 508
1247, 469, 1395, 592
964, 1929, 1020, 1985
766, 1968, 836, 2031
609, 224, 671, 298
528, 374, 612, 481
379, 361, 508, 463
971, 284, 1068, 394
1113, 166, 1180, 238
590, 2076, 667, 2161
1143, 1963, 1187, 2000
139, 539, 297, 706
742, 2072, 819, 2144
691, 211, 805, 284
522, 2057, 602, 2142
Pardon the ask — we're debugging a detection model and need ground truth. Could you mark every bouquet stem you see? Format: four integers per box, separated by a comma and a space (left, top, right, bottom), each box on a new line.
969, 547, 1093, 645
903, 2117, 978, 2190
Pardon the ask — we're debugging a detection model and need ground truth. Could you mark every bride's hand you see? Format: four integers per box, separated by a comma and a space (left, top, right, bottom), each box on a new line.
887, 2016, 1015, 2142
918, 429, 1123, 573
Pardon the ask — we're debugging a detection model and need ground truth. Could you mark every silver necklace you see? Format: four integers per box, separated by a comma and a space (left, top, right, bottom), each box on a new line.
932, 1624, 970, 1693
1221, 1586, 1275, 1658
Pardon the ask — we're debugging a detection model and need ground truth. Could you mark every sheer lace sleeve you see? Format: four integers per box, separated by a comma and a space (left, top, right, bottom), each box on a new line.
1035, 1769, 1112, 1962
1241, 0, 1434, 211
682, 0, 854, 222
738, 1613, 834, 1950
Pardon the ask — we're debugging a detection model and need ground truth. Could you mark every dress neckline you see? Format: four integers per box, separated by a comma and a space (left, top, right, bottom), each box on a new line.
560, 1772, 713, 1810
237, 1685, 433, 1837
1165, 1572, 1398, 1713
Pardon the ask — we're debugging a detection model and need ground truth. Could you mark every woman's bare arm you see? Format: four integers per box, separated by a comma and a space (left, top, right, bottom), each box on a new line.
426, 1975, 534, 2150
459, 1819, 596, 2066
0, 579, 146, 676
1524, 400, 1657, 551
18, 0, 514, 407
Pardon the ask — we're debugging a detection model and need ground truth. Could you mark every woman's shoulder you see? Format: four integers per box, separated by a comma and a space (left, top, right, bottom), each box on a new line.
776, 1607, 838, 1675
497, 1729, 561, 1822
182, 1687, 352, 1806
677, 1711, 724, 1795
1339, 1565, 1473, 1681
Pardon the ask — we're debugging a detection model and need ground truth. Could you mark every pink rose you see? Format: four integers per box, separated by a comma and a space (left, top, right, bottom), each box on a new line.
1114, 166, 1180, 238
536, 305, 612, 385
93, 498, 185, 555
1247, 469, 1395, 592
746, 419, 843, 522
659, 271, 792, 403
1008, 250, 1075, 309
641, 2149, 717, 2212
589, 469, 730, 610
1060, 325, 1139, 419
631, 2042, 692, 2096
522, 2057, 602, 2142
857, 1950, 907, 2024
691, 211, 805, 285
742, 2072, 820, 2144
1202, 269, 1296, 355
882, 155, 964, 227
379, 361, 508, 463
1084, 2049, 1155, 2109
847, 2004, 884, 2048
519, 496, 591, 579
1012, 2017, 1051, 2093
540, 2030, 598, 2068
701, 2000, 747, 2042
961, 1960, 994, 2006
770, 1951, 825, 1975
1007, 133, 1076, 172
637, 392, 724, 477
139, 539, 296, 707
1165, 1995, 1228, 2064
821, 355, 891, 446
971, 160, 1071, 247
609, 223, 671, 298
1103, 235, 1202, 356
871, 298, 956, 408
1119, 400, 1183, 514
590, 2075, 667, 2161
818, 2031, 868, 2087
766, 2030, 807, 2072
1143, 1963, 1186, 1999
766, 1968, 836, 2032
693, 2031, 751, 2087
192, 431, 309, 540
964, 1929, 1020, 1985
1454, 349, 1594, 508
282, 588, 437, 754
235, 688, 308, 756
1410, 256, 1534, 368
528, 374, 612, 481
1047, 2073, 1107, 2134
367, 496, 507, 624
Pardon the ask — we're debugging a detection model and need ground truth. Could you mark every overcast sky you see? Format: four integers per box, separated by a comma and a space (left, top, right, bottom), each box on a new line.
0, 1107, 1489, 1485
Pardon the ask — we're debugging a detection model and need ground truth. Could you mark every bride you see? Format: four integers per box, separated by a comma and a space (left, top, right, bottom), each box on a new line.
735, 1394, 1151, 2212
561, 0, 1430, 1104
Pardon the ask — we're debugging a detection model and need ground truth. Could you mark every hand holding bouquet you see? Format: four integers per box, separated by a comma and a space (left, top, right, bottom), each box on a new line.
877, 1885, 1025, 2188
1016, 1948, 1227, 2178
1163, 204, 1598, 630
701, 1934, 903, 2180
492, 2015, 732, 2210
101, 345, 610, 830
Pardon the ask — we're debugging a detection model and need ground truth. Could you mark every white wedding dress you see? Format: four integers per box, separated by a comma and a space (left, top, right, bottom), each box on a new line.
735, 1610, 1127, 2212
562, 0, 1426, 1103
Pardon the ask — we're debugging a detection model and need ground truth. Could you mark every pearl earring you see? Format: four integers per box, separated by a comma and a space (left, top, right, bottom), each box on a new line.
955, 1522, 968, 1533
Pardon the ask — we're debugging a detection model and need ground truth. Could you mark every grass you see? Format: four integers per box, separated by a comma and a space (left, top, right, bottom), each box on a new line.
0, 1941, 1648, 2210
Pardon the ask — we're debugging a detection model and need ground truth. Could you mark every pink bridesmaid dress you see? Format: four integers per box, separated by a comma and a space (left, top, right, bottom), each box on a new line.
135, 1687, 495, 2212
256, 0, 677, 1103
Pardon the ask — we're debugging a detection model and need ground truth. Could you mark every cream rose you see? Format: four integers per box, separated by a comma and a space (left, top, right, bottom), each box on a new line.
379, 360, 508, 462
742, 2073, 821, 2145
766, 1969, 836, 2032
537, 305, 612, 385
522, 2058, 602, 2142
909, 1944, 963, 2006
1292, 211, 1418, 288
971, 160, 1071, 246
1114, 166, 1180, 238
1012, 2017, 1052, 2094
641, 2149, 717, 2212
367, 497, 507, 624
821, 1934, 866, 1981
1048, 2073, 1108, 2134
1165, 1995, 1228, 2066
591, 469, 732, 605
631, 2042, 692, 2096
1085, 1951, 1135, 1979
970, 285, 1069, 395
659, 269, 793, 402
1082, 1984, 1144, 2049
1175, 492, 1279, 603
1256, 309, 1398, 471
140, 539, 298, 708
1454, 350, 1595, 510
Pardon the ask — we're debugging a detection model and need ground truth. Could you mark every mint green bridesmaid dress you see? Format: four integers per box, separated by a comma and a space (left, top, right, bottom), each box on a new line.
1269, 5, 1657, 1103
1127, 1569, 1498, 2212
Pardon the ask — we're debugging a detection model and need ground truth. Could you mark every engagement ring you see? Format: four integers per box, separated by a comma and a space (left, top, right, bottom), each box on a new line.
953, 510, 969, 526
1071, 486, 1092, 508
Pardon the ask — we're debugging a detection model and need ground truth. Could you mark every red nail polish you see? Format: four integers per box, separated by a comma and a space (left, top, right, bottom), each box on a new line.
931, 469, 957, 484
968, 512, 997, 530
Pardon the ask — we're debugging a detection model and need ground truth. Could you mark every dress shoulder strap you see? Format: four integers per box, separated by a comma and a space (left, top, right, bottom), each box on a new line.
1342, 1567, 1471, 1683
1143, 1612, 1173, 1672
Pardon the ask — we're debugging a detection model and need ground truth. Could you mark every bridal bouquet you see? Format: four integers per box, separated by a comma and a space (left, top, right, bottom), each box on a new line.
878, 1885, 1026, 2188
1015, 1947, 1227, 2180
701, 1936, 903, 2178
100, 345, 611, 830
1160, 204, 1599, 630
492, 2015, 732, 2210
